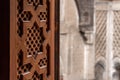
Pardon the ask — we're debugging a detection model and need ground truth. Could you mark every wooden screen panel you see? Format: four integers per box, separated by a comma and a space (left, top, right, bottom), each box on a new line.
10, 0, 55, 80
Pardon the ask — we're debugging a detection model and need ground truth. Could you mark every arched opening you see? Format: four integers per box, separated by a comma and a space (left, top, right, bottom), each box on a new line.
95, 61, 105, 80
113, 62, 120, 80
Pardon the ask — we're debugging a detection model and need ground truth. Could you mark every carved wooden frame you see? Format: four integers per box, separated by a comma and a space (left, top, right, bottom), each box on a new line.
10, 0, 60, 80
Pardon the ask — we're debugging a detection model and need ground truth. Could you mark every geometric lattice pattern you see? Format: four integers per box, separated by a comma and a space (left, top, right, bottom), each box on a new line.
27, 0, 43, 10
17, 11, 33, 21
17, 50, 33, 80
17, 0, 24, 37
38, 11, 48, 21
113, 11, 120, 58
32, 71, 43, 80
26, 22, 45, 59
16, 0, 50, 79
95, 10, 107, 58
38, 57, 47, 68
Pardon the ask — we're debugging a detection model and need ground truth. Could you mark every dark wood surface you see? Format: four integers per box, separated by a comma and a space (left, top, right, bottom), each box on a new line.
55, 0, 60, 80
0, 0, 10, 80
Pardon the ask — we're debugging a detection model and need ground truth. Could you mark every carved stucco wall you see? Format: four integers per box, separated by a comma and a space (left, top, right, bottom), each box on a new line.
95, 1, 120, 80
60, 0, 95, 80
60, 0, 84, 79
60, 0, 120, 80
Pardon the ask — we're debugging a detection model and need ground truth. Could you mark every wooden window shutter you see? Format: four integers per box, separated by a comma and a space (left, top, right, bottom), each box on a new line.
10, 0, 56, 80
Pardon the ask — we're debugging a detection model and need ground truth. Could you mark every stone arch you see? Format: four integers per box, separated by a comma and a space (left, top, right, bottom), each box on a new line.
95, 60, 105, 80
113, 58, 120, 65
95, 56, 106, 66
113, 58, 120, 80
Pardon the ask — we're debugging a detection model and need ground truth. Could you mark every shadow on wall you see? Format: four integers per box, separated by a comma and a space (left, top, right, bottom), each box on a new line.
95, 61, 105, 80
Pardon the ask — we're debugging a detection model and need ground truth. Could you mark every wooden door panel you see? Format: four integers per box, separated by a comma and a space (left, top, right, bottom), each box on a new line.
10, 0, 55, 80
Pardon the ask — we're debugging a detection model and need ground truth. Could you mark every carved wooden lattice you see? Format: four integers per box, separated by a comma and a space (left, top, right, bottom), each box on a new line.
95, 10, 107, 58
113, 11, 120, 58
16, 0, 52, 79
